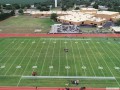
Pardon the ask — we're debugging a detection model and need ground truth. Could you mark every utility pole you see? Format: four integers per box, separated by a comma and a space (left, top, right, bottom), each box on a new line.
55, 0, 57, 7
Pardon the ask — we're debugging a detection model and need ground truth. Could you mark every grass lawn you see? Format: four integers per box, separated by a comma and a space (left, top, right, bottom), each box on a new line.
0, 37, 120, 87
0, 16, 56, 33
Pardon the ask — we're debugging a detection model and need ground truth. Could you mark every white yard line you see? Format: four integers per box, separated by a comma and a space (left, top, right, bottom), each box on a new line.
65, 40, 69, 76
40, 39, 51, 75
103, 42, 120, 65
0, 39, 19, 64
100, 42, 118, 68
0, 39, 16, 55
32, 39, 45, 72
88, 41, 105, 76
97, 41, 120, 86
58, 40, 61, 76
49, 39, 56, 76
70, 40, 78, 76
17, 39, 40, 86
13, 39, 31, 75
91, 41, 106, 77
0, 40, 22, 72
81, 41, 96, 76
4, 39, 27, 75
76, 41, 86, 76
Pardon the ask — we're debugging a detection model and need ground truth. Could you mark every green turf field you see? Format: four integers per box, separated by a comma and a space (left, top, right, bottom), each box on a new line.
0, 37, 120, 87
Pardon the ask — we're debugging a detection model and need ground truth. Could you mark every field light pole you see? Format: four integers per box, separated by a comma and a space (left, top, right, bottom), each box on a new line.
55, 0, 57, 7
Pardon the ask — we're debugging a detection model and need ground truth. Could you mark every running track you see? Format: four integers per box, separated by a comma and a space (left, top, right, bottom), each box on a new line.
0, 33, 120, 90
0, 33, 120, 38
0, 87, 120, 90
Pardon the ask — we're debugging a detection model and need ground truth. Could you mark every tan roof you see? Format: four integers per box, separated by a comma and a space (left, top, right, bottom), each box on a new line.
57, 12, 106, 23
97, 11, 119, 15
81, 8, 98, 11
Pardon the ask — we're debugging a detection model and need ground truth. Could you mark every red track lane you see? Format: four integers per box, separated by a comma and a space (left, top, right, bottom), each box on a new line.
0, 33, 120, 38
1, 87, 119, 90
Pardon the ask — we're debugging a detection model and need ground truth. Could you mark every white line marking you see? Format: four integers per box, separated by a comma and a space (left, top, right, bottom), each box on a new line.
4, 39, 26, 75
81, 41, 96, 76
21, 76, 115, 80
75, 42, 78, 43
98, 41, 120, 86
16, 66, 21, 68
98, 66, 103, 69
32, 39, 45, 73
65, 66, 70, 69
0, 66, 5, 68
40, 39, 51, 75
58, 40, 61, 76
49, 39, 56, 76
76, 40, 86, 76
0, 39, 16, 55
32, 66, 37, 69
114, 67, 120, 70
49, 66, 53, 69
70, 40, 78, 76
42, 41, 46, 43
82, 66, 86, 69
13, 40, 31, 75
17, 39, 40, 86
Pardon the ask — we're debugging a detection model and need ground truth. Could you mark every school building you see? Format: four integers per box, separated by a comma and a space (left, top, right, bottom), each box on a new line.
24, 8, 120, 26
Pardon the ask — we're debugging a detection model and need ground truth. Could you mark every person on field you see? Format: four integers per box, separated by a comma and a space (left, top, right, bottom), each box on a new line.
64, 48, 69, 52
32, 71, 37, 76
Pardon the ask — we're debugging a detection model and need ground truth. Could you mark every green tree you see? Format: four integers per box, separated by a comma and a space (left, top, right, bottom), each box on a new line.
93, 3, 98, 9
6, 5, 12, 10
115, 19, 120, 26
12, 4, 20, 9
74, 7, 80, 10
61, 6, 67, 11
10, 10, 15, 16
18, 9, 23, 15
50, 13, 58, 21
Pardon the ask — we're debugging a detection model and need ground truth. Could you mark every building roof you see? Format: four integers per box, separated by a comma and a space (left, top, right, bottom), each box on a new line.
57, 12, 106, 23
111, 26, 120, 32
81, 8, 98, 11
97, 11, 119, 15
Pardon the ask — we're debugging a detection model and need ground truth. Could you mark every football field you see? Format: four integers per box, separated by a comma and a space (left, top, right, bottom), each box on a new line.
0, 37, 120, 87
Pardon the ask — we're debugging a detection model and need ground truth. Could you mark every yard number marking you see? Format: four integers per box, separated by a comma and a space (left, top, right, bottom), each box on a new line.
82, 66, 86, 69
65, 66, 70, 69
0, 66, 5, 68
32, 66, 37, 68
98, 66, 103, 69
49, 66, 53, 69
42, 42, 46, 43
114, 67, 120, 70
16, 66, 21, 68
32, 41, 35, 44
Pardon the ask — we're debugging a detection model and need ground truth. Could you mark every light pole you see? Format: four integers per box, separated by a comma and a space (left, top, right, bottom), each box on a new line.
55, 0, 57, 7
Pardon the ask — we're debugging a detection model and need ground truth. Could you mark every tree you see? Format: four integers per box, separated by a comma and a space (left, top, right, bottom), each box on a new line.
18, 9, 23, 15
115, 19, 120, 26
74, 7, 80, 10
12, 4, 20, 9
61, 6, 67, 11
93, 3, 98, 9
10, 10, 15, 16
50, 13, 58, 21
6, 5, 12, 10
